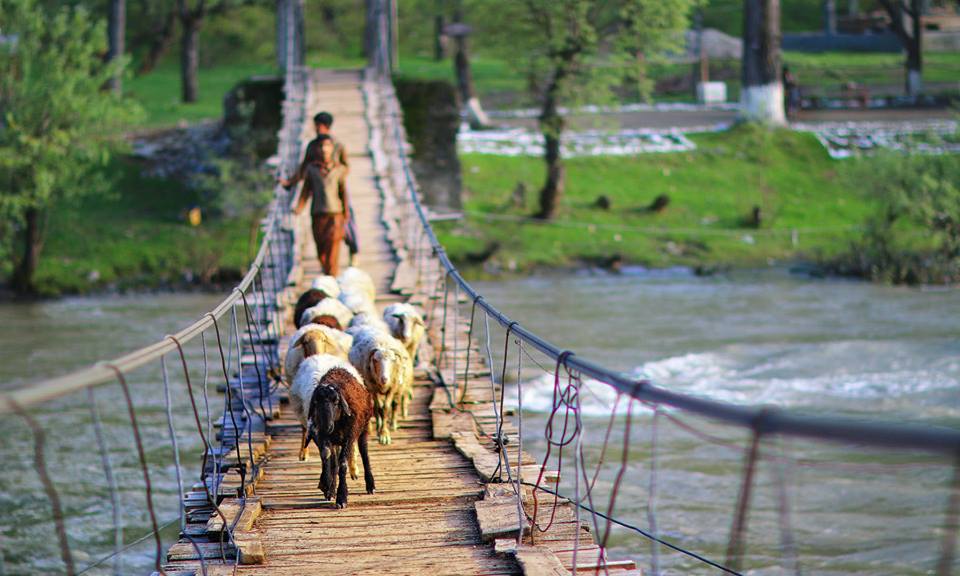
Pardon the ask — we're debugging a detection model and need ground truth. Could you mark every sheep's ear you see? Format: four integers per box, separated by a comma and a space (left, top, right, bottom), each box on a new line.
338, 391, 353, 418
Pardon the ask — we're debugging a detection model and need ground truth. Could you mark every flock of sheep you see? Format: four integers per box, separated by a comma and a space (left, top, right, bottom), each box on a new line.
282, 267, 425, 509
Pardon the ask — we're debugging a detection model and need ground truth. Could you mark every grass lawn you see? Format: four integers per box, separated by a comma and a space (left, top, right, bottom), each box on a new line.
127, 61, 278, 129
33, 158, 258, 297
435, 126, 873, 273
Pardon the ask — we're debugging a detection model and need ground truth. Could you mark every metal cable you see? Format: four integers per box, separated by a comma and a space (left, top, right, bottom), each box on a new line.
522, 482, 744, 576
86, 387, 123, 576
75, 517, 179, 576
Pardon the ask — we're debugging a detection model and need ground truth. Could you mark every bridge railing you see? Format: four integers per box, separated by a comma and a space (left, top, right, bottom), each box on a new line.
0, 5, 307, 576
363, 3, 960, 573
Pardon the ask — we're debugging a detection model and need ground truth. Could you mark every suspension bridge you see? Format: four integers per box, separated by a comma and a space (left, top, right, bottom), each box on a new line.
3, 2, 960, 575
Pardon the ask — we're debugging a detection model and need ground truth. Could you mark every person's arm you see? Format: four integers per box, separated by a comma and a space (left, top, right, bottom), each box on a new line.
339, 175, 349, 215
281, 140, 314, 187
293, 182, 311, 214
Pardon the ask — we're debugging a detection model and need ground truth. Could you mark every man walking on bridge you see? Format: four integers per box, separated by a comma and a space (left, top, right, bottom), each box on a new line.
281, 111, 359, 271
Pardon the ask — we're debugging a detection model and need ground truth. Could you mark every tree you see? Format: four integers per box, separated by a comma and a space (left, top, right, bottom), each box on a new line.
177, 0, 256, 103
877, 0, 923, 96
449, 1, 490, 129
136, 1, 177, 75
740, 0, 786, 125
107, 0, 126, 93
0, 0, 139, 294
478, 0, 696, 219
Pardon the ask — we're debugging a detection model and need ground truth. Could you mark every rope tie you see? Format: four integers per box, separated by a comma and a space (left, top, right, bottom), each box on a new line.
101, 362, 165, 576
6, 397, 75, 576
725, 427, 764, 572
166, 334, 231, 562
160, 355, 208, 576
235, 288, 268, 420
231, 307, 258, 496
457, 295, 482, 406
647, 406, 662, 575
85, 387, 123, 576
936, 453, 960, 576
205, 313, 247, 492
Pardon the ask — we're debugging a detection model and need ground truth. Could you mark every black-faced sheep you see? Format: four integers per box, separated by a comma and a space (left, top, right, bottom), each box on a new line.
382, 303, 425, 362
293, 354, 375, 508
348, 327, 413, 445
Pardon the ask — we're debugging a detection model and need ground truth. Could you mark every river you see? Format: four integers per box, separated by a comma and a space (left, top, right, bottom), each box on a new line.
474, 267, 960, 575
1, 271, 958, 574
0, 293, 223, 575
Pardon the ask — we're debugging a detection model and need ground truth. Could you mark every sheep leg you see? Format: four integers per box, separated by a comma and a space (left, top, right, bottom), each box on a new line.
335, 441, 350, 509
379, 390, 395, 444
299, 427, 310, 461
359, 428, 375, 494
373, 397, 384, 438
349, 444, 361, 480
319, 441, 334, 500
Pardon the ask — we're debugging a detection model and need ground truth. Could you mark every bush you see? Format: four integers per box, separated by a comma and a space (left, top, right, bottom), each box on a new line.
833, 149, 960, 284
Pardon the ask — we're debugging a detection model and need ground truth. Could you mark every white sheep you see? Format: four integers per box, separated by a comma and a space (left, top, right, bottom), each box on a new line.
382, 303, 425, 362
284, 324, 351, 385
310, 275, 341, 299
348, 326, 413, 445
301, 298, 354, 330
337, 266, 376, 303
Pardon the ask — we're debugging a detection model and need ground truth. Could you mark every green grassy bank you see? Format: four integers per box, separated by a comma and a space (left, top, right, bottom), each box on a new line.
435, 126, 873, 274
28, 158, 259, 297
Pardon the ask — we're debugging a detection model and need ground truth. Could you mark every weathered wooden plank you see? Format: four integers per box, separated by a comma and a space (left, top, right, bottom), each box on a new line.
475, 496, 528, 543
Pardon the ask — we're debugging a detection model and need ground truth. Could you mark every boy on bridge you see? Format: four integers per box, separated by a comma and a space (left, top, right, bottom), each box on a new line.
281, 111, 358, 274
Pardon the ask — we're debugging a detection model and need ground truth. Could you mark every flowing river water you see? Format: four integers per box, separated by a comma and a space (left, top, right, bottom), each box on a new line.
0, 270, 958, 574
474, 267, 960, 576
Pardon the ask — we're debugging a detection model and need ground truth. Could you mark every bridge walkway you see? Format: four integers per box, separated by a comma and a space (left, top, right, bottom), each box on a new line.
160, 68, 639, 576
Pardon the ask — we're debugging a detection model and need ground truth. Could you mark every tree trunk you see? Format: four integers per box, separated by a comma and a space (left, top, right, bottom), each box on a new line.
740, 0, 786, 125
180, 15, 201, 103
138, 8, 176, 75
878, 0, 923, 97
823, 0, 837, 35
434, 12, 445, 61
536, 67, 567, 220
452, 5, 489, 129
13, 208, 44, 295
107, 0, 126, 94
906, 0, 923, 96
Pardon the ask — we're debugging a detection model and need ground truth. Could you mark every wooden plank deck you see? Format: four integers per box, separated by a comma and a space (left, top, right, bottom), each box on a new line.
159, 68, 641, 576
